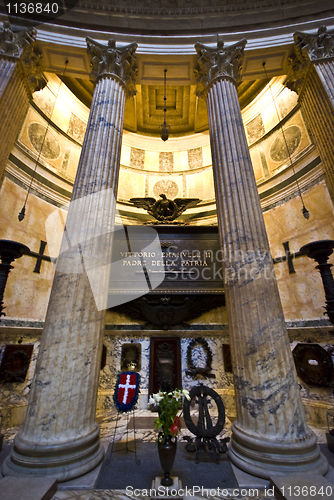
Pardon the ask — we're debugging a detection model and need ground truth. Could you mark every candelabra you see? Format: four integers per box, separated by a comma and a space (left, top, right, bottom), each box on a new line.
300, 240, 334, 326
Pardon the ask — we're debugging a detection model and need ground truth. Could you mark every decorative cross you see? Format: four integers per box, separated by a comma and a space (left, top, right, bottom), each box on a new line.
22, 240, 52, 273
272, 241, 305, 274
118, 373, 137, 404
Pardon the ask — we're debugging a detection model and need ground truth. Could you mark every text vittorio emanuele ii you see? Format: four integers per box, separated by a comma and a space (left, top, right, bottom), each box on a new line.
121, 250, 210, 269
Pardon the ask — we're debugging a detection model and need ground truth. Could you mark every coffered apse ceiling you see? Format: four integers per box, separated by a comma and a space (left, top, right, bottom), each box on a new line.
39, 36, 298, 137
60, 76, 268, 136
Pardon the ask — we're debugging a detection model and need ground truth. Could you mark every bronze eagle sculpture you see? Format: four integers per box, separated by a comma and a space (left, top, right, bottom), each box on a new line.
129, 194, 201, 222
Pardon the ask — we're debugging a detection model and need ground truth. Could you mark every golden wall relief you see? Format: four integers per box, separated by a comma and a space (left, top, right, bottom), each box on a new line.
188, 147, 203, 170
246, 114, 265, 144
269, 125, 302, 163
66, 113, 86, 143
130, 147, 145, 170
18, 106, 81, 182
249, 109, 312, 182
28, 123, 60, 160
264, 110, 311, 174
153, 179, 179, 199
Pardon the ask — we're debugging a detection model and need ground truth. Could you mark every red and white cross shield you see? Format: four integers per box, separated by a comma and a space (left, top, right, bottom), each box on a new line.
114, 372, 140, 412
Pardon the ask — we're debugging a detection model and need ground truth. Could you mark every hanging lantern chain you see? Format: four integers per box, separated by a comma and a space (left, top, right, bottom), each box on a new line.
262, 62, 310, 220
18, 59, 69, 222
160, 68, 170, 142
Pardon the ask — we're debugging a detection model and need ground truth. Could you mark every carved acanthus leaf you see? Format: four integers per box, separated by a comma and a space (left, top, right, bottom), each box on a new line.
294, 25, 334, 61
0, 21, 35, 57
86, 37, 138, 97
285, 26, 334, 95
285, 50, 310, 95
0, 22, 46, 94
20, 45, 47, 94
194, 38, 247, 98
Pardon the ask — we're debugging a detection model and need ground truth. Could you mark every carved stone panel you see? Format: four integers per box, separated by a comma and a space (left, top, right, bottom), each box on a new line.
159, 152, 174, 172
130, 147, 145, 170
188, 148, 203, 170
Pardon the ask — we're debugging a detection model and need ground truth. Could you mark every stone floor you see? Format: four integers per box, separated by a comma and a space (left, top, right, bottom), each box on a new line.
1, 408, 333, 500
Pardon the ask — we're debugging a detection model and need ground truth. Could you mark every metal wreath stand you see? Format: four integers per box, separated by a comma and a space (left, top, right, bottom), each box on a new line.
183, 384, 229, 463
105, 372, 141, 465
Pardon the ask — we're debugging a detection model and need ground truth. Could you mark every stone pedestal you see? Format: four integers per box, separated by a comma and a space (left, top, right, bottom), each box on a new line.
286, 26, 334, 202
0, 22, 46, 188
151, 477, 182, 499
195, 39, 328, 479
2, 37, 137, 482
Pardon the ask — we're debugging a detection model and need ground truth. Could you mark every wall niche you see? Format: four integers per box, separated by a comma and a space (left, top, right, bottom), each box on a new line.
121, 343, 141, 372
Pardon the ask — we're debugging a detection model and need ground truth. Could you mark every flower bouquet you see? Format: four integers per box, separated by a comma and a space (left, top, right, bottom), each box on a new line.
148, 388, 190, 443
148, 388, 190, 486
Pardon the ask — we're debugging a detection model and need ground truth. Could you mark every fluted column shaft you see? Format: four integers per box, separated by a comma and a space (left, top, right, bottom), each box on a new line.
287, 26, 334, 202
2, 38, 137, 482
298, 63, 334, 201
0, 23, 46, 188
195, 39, 327, 479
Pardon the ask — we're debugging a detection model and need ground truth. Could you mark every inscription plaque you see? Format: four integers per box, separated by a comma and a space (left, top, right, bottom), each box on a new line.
109, 226, 223, 297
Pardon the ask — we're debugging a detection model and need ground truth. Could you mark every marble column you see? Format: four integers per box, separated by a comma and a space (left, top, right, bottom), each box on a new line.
0, 21, 46, 188
286, 25, 334, 202
195, 39, 328, 478
2, 38, 138, 482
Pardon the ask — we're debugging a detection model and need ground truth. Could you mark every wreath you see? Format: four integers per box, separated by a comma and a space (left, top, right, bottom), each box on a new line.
183, 385, 225, 438
186, 337, 215, 379
113, 371, 140, 413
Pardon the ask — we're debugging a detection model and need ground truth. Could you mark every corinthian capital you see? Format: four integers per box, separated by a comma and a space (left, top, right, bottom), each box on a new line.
194, 38, 247, 98
86, 38, 138, 98
0, 22, 46, 94
20, 45, 47, 94
294, 25, 334, 61
285, 50, 310, 95
0, 21, 35, 58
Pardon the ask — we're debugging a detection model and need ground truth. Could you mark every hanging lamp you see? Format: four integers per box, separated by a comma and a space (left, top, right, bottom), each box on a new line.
18, 60, 69, 221
262, 62, 310, 220
160, 69, 170, 141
